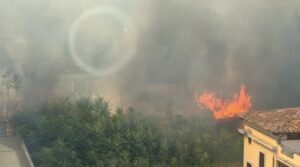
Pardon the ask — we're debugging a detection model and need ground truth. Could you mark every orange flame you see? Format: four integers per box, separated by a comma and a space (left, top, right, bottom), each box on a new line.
195, 85, 252, 119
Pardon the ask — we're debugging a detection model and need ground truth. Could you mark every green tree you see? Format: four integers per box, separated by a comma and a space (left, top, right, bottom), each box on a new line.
12, 97, 242, 167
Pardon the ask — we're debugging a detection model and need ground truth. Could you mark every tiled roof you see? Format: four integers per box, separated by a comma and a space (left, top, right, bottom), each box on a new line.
240, 107, 300, 134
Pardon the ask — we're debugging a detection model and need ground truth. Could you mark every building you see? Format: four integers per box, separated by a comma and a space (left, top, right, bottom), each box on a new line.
239, 107, 300, 167
0, 135, 34, 167
0, 119, 34, 167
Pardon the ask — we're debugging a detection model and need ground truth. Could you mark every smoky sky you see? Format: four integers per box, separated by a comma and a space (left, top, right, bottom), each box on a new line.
0, 0, 300, 112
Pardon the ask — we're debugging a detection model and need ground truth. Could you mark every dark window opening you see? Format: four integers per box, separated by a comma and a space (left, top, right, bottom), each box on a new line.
259, 152, 265, 167
247, 162, 252, 167
248, 137, 252, 144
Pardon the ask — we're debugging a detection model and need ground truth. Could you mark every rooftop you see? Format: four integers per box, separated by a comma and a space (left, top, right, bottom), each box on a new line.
0, 136, 34, 167
240, 107, 300, 134
281, 140, 300, 155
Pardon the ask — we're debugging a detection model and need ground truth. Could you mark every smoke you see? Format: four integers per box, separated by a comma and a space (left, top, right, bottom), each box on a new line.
121, 0, 300, 112
0, 0, 299, 112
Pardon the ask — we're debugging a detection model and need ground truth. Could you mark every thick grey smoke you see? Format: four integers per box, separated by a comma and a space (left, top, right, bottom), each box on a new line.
0, 0, 299, 112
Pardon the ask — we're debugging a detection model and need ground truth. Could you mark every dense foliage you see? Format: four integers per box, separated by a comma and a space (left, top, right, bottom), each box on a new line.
12, 98, 242, 167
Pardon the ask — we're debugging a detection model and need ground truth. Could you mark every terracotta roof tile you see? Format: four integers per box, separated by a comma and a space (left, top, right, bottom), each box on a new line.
240, 107, 300, 134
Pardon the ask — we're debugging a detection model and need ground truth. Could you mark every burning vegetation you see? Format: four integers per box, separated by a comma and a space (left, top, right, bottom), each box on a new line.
0, 0, 299, 167
195, 85, 252, 120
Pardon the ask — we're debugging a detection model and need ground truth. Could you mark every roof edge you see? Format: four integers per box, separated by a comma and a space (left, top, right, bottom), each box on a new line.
243, 120, 281, 142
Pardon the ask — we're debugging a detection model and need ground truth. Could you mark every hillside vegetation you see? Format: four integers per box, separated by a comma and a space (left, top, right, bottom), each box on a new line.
12, 98, 242, 167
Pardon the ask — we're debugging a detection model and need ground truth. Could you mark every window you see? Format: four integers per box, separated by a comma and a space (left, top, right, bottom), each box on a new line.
259, 152, 265, 167
247, 162, 252, 167
277, 161, 289, 167
248, 137, 252, 144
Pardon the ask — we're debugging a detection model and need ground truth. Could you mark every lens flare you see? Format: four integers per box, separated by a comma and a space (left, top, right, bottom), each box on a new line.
68, 6, 138, 76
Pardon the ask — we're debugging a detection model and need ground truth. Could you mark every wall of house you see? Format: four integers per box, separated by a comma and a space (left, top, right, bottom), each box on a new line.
243, 124, 275, 167
243, 124, 300, 167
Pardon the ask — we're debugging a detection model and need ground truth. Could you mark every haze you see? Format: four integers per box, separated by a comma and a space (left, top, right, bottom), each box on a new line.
0, 0, 300, 113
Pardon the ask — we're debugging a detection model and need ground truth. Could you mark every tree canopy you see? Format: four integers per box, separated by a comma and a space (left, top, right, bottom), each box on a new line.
12, 98, 242, 167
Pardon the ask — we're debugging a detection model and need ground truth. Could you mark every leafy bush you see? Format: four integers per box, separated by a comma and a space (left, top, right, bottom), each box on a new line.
12, 98, 242, 167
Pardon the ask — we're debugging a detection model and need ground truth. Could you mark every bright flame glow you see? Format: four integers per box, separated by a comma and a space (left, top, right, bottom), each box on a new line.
195, 85, 252, 120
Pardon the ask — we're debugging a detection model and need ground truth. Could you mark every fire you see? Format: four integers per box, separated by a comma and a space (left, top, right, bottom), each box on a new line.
195, 85, 252, 119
